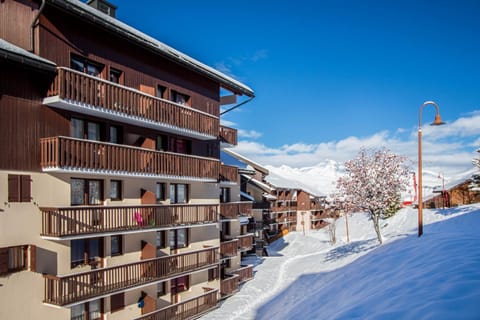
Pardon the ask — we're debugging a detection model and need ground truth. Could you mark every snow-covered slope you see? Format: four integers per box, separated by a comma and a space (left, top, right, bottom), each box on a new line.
202, 204, 480, 320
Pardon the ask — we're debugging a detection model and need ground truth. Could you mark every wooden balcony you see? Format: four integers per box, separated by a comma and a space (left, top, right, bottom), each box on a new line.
219, 164, 238, 183
237, 234, 254, 251
45, 67, 219, 140
43, 247, 218, 306
230, 265, 254, 283
220, 274, 239, 296
219, 125, 237, 146
219, 202, 253, 219
40, 204, 218, 238
136, 289, 218, 320
40, 136, 219, 181
271, 206, 297, 213
220, 239, 238, 258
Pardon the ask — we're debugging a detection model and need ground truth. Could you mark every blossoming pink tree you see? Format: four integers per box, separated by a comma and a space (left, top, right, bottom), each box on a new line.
335, 148, 411, 244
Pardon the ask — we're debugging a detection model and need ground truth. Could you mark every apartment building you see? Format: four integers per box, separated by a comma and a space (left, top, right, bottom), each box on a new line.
0, 0, 254, 319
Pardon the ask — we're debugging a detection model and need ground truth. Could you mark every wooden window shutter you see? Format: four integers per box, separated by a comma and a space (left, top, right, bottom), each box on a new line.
21, 175, 31, 202
110, 292, 125, 313
29, 245, 36, 272
0, 248, 9, 274
8, 175, 20, 202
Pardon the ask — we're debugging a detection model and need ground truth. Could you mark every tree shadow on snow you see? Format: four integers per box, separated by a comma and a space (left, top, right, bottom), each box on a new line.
323, 239, 379, 262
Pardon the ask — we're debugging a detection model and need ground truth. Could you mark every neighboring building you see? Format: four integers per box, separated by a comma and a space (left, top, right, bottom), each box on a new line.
0, 0, 254, 319
424, 179, 480, 209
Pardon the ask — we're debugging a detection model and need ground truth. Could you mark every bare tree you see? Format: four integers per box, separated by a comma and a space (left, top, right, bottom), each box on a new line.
336, 147, 411, 244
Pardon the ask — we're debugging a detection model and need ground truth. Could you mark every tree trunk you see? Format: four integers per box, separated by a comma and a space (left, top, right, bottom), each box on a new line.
371, 211, 383, 244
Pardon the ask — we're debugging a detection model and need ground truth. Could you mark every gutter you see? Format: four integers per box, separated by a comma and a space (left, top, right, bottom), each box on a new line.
30, 0, 47, 53
0, 47, 57, 73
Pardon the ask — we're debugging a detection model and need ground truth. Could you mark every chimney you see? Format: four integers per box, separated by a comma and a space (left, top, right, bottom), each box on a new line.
87, 0, 117, 18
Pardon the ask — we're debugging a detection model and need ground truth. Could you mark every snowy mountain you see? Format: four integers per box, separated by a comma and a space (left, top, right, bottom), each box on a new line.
264, 160, 344, 196
202, 204, 480, 320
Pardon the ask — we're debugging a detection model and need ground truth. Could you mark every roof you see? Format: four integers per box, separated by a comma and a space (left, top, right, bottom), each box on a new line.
0, 38, 57, 72
223, 149, 269, 175
241, 174, 275, 193
47, 0, 254, 97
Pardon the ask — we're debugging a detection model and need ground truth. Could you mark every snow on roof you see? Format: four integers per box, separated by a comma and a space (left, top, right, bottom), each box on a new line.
0, 38, 56, 70
223, 148, 269, 175
424, 168, 477, 201
241, 174, 275, 193
51, 0, 253, 97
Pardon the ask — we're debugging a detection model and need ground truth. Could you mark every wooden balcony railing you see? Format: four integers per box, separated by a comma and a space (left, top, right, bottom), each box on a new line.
47, 67, 219, 138
220, 274, 239, 296
136, 289, 218, 320
219, 164, 238, 183
237, 234, 254, 251
230, 265, 254, 283
219, 125, 237, 146
220, 239, 238, 258
40, 136, 219, 180
40, 204, 218, 238
43, 247, 218, 306
271, 206, 297, 213
219, 202, 253, 219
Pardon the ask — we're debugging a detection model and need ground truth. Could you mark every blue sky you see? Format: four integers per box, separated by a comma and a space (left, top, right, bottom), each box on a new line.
112, 0, 480, 177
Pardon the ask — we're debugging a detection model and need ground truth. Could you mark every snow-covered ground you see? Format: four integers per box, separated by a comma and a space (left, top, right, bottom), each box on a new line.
202, 204, 480, 320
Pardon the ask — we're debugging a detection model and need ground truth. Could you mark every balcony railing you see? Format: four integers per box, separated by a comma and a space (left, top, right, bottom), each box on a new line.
220, 239, 238, 258
40, 136, 219, 181
46, 67, 219, 139
136, 289, 218, 320
43, 247, 218, 306
40, 204, 218, 238
271, 206, 297, 213
219, 125, 237, 146
219, 164, 238, 183
237, 234, 254, 251
220, 274, 239, 296
230, 265, 254, 283
219, 202, 253, 219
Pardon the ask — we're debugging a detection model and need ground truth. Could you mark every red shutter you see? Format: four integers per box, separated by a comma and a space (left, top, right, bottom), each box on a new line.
8, 175, 20, 202
29, 245, 36, 272
21, 175, 31, 202
110, 292, 125, 313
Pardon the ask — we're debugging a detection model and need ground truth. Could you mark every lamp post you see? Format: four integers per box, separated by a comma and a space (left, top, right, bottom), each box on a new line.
418, 101, 445, 237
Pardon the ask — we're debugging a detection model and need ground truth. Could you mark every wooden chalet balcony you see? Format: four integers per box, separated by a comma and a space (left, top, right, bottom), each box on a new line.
219, 125, 237, 146
45, 67, 219, 140
271, 206, 297, 213
136, 289, 218, 320
219, 164, 238, 183
220, 239, 239, 258
220, 274, 239, 296
43, 247, 218, 306
40, 136, 219, 181
219, 201, 253, 219
40, 204, 218, 238
237, 234, 254, 251
230, 265, 254, 283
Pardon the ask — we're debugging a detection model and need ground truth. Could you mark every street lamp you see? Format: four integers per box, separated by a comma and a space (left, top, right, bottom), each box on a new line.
418, 100, 445, 237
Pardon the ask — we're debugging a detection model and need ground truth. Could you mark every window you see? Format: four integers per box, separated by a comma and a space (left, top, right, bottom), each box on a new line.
157, 85, 168, 99
156, 182, 166, 202
71, 178, 103, 205
156, 135, 167, 151
71, 302, 101, 320
169, 228, 188, 250
156, 230, 166, 255
157, 282, 166, 297
71, 238, 103, 268
0, 245, 29, 275
110, 292, 124, 313
109, 125, 122, 144
169, 137, 191, 154
109, 67, 123, 84
171, 275, 189, 295
170, 184, 188, 204
71, 54, 104, 77
110, 235, 122, 256
220, 187, 231, 203
208, 267, 219, 282
171, 90, 190, 106
110, 180, 122, 201
71, 118, 102, 141
8, 174, 31, 203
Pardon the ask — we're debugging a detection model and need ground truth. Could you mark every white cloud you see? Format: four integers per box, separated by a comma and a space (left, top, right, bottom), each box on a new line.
233, 111, 480, 185
238, 129, 262, 139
